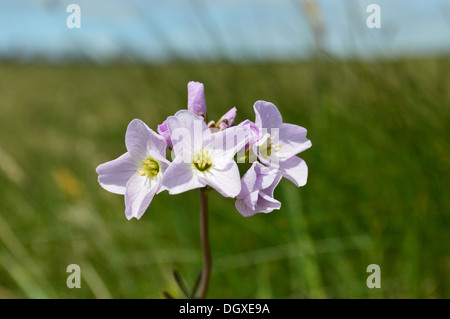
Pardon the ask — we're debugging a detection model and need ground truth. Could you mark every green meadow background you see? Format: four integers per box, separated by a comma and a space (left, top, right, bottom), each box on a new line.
0, 58, 449, 298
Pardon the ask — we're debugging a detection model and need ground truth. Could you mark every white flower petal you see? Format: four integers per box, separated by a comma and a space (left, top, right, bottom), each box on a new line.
277, 123, 312, 160
207, 126, 249, 161
254, 101, 283, 130
235, 198, 256, 217
201, 161, 241, 198
279, 156, 308, 187
244, 191, 259, 210
162, 157, 205, 194
257, 192, 281, 213
96, 152, 139, 195
166, 110, 210, 159
125, 119, 167, 159
124, 173, 159, 220
237, 162, 258, 198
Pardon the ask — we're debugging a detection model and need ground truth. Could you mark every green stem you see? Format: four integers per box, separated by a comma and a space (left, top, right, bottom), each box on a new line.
198, 187, 211, 299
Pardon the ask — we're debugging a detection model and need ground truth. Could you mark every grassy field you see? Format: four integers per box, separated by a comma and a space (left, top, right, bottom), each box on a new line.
0, 58, 449, 298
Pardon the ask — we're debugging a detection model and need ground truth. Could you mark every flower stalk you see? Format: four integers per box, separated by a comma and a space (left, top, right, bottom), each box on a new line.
95, 81, 312, 299
198, 187, 211, 299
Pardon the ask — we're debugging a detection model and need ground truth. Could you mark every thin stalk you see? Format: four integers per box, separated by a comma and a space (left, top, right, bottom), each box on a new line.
198, 187, 211, 299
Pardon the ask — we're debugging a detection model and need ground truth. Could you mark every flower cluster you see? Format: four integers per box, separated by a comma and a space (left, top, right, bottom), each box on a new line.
96, 81, 311, 219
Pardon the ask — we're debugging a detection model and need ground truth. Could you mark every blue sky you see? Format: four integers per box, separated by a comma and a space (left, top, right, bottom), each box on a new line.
0, 0, 449, 62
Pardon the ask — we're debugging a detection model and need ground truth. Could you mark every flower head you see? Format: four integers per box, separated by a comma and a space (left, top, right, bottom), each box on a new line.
252, 101, 311, 187
162, 110, 249, 197
235, 162, 282, 217
96, 119, 170, 220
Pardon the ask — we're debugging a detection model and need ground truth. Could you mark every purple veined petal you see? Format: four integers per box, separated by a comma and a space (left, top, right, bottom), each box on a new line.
207, 125, 250, 162
253, 162, 279, 190
187, 81, 207, 117
237, 119, 262, 149
238, 162, 258, 198
235, 198, 256, 217
166, 110, 211, 160
278, 156, 308, 187
125, 119, 167, 159
256, 192, 282, 213
147, 150, 170, 167
124, 173, 160, 220
254, 101, 283, 131
242, 191, 259, 210
96, 152, 139, 195
162, 156, 206, 194
200, 161, 241, 198
276, 123, 312, 160
235, 192, 280, 217
153, 174, 165, 194
157, 120, 173, 149
239, 162, 279, 195
261, 170, 283, 197
235, 162, 282, 217
157, 156, 172, 174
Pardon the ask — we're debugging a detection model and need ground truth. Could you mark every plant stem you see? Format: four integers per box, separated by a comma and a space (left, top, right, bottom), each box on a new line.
198, 187, 211, 299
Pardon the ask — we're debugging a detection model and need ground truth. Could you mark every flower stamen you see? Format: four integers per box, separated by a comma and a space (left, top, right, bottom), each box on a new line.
259, 136, 282, 157
193, 148, 213, 172
137, 157, 160, 178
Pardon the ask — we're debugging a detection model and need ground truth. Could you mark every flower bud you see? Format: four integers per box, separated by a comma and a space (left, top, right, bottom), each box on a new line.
187, 81, 207, 118
157, 120, 173, 149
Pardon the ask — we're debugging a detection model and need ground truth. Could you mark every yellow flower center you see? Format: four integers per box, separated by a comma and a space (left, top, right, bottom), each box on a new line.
193, 148, 212, 172
137, 158, 160, 178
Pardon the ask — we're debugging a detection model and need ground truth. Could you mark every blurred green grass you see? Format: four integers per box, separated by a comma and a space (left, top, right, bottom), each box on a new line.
0, 58, 449, 298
